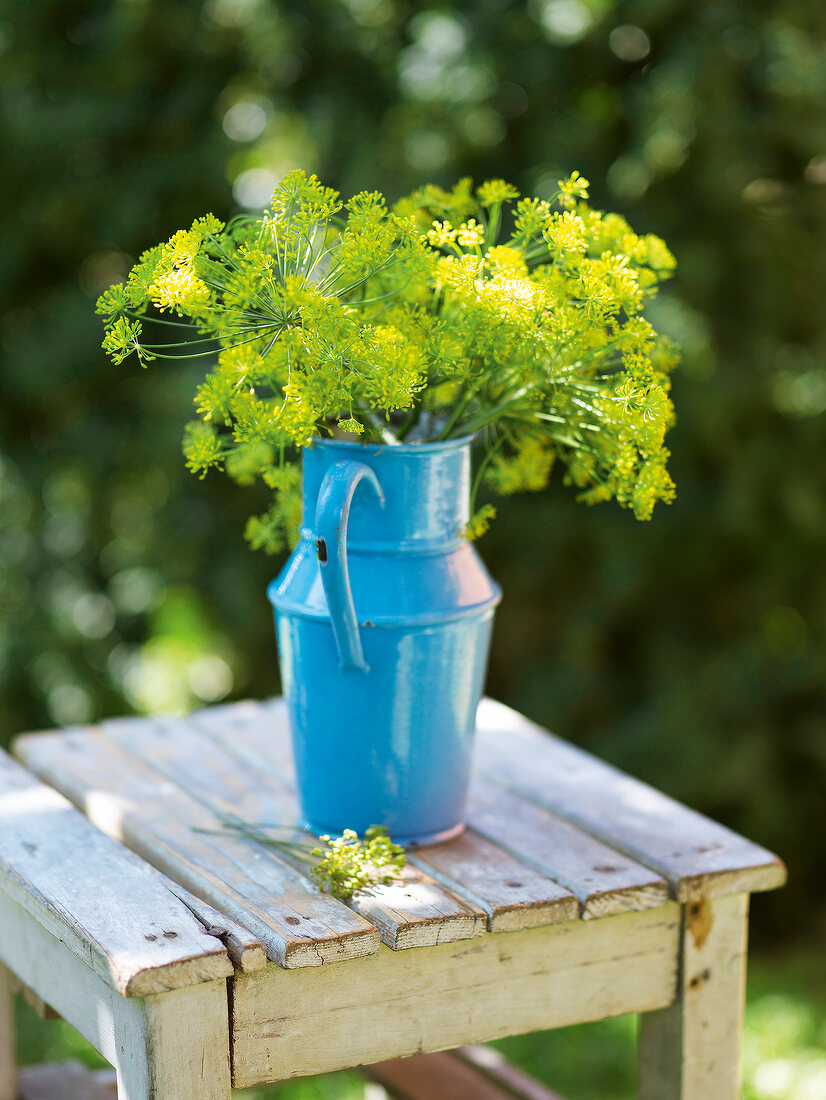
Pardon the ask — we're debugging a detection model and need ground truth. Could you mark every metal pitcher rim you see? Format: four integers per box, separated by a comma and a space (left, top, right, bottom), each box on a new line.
308, 434, 474, 456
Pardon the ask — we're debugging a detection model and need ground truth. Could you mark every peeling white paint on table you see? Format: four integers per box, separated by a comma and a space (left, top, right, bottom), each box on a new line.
2, 697, 785, 1098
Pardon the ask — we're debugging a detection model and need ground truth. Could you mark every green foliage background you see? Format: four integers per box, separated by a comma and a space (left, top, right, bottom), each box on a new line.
1, 0, 824, 957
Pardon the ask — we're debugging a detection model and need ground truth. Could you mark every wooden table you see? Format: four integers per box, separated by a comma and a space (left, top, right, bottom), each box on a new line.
0, 698, 785, 1099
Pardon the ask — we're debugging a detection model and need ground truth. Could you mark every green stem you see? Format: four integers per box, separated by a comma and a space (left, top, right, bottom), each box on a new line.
469, 429, 508, 515
438, 381, 479, 440
194, 825, 318, 865
450, 385, 534, 438
360, 410, 398, 445
485, 202, 502, 248
123, 311, 198, 329
140, 325, 279, 350
137, 330, 279, 361
396, 400, 423, 442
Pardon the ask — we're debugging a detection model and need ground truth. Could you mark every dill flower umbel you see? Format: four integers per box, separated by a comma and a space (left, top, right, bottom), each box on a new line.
99, 169, 679, 550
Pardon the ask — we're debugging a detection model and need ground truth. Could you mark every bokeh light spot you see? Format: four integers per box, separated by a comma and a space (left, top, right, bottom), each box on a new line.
609, 25, 651, 62
233, 167, 278, 209
223, 99, 270, 142
534, 0, 593, 43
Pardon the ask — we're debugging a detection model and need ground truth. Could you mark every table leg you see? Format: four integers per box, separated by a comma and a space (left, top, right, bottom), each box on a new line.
638, 892, 749, 1100
0, 964, 15, 1100
111, 979, 231, 1100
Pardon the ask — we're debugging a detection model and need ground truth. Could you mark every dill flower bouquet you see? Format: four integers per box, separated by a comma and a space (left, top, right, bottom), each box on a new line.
98, 169, 678, 550
97, 169, 679, 845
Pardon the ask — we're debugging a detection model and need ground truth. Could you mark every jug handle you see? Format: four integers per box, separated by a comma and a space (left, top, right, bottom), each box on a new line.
315, 459, 384, 672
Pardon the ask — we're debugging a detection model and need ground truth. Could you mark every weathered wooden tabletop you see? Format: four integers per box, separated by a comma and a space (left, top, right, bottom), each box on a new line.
10, 697, 787, 1093
15, 696, 785, 973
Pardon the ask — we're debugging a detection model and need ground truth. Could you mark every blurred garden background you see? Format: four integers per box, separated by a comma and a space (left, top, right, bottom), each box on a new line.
1, 0, 824, 1096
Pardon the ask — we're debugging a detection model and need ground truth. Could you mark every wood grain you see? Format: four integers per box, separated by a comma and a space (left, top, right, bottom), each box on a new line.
475, 700, 787, 902
638, 894, 749, 1100
408, 830, 579, 933
456, 1045, 570, 1100
158, 876, 267, 972
367, 1051, 513, 1100
467, 776, 668, 918
119, 709, 486, 949
231, 903, 680, 1087
114, 979, 231, 1100
15, 730, 379, 969
0, 965, 13, 1100
364, 1046, 569, 1100
0, 883, 231, 1098
192, 699, 580, 934
0, 747, 232, 997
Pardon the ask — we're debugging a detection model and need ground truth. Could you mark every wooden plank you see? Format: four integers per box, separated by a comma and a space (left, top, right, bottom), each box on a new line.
191, 701, 577, 936
408, 831, 579, 933
367, 1051, 510, 1100
467, 777, 668, 918
0, 886, 231, 1099
455, 1045, 569, 1100
158, 877, 267, 972
364, 1047, 568, 1100
638, 894, 749, 1100
15, 730, 379, 970
110, 711, 485, 949
18, 1062, 117, 1100
8, 974, 60, 1020
231, 903, 680, 1087
0, 965, 14, 1100
191, 697, 297, 780
348, 866, 481, 948
475, 699, 787, 902
113, 978, 231, 1100
0, 747, 232, 997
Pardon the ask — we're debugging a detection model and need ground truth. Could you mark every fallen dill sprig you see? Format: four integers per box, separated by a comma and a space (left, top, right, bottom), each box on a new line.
197, 816, 405, 899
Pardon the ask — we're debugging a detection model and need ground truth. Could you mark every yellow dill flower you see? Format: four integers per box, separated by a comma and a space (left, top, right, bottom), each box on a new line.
100, 168, 680, 551
631, 454, 676, 520
101, 316, 145, 365
543, 210, 588, 255
486, 246, 528, 277
514, 197, 552, 240
434, 253, 485, 294
357, 325, 425, 410
427, 220, 457, 249
338, 416, 364, 435
476, 179, 520, 206
150, 267, 211, 315
456, 219, 485, 248
270, 168, 341, 223
182, 421, 224, 477
463, 503, 497, 540
487, 438, 555, 495
557, 170, 590, 209
488, 273, 545, 313
273, 381, 319, 446
345, 190, 387, 230
225, 440, 275, 485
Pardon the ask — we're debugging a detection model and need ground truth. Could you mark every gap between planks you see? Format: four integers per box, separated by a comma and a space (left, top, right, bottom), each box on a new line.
190, 700, 630, 930
0, 747, 233, 998
14, 730, 380, 970
192, 699, 668, 922
99, 712, 488, 951
474, 699, 787, 903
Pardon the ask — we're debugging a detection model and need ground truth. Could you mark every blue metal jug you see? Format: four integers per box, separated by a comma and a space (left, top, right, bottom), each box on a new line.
268, 436, 501, 846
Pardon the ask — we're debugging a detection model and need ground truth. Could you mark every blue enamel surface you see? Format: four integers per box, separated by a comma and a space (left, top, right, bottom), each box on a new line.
269, 436, 501, 845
